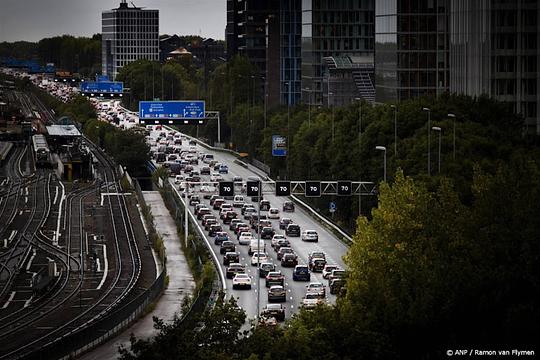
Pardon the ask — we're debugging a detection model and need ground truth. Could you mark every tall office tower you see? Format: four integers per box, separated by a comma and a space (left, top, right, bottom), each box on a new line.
102, 1, 159, 80
449, 0, 540, 134
301, 0, 375, 106
280, 0, 302, 106
375, 0, 450, 103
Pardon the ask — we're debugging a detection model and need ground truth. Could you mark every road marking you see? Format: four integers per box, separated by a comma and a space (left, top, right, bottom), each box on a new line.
24, 296, 33, 308
19, 210, 23, 215
85, 232, 89, 255
26, 248, 37, 271
9, 230, 17, 242
96, 244, 108, 290
53, 186, 58, 205
2, 291, 16, 309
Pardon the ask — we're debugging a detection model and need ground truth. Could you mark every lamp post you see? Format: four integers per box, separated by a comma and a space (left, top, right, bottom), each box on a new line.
432, 126, 442, 173
391, 104, 397, 156
375, 146, 387, 182
448, 113, 456, 161
329, 92, 334, 142
422, 107, 431, 175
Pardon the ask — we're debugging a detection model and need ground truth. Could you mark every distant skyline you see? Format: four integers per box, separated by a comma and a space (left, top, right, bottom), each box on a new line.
0, 0, 225, 42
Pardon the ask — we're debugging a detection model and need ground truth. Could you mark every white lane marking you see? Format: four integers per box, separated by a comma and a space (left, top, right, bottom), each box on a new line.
25, 196, 28, 203
9, 230, 17, 242
53, 186, 58, 205
85, 232, 89, 255
2, 291, 16, 309
19, 210, 23, 215
25, 187, 28, 196
96, 244, 108, 290
24, 296, 33, 308
96, 258, 101, 272
55, 180, 65, 245
26, 249, 36, 271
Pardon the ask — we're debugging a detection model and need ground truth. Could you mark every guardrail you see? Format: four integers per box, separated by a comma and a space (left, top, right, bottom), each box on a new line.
162, 126, 354, 242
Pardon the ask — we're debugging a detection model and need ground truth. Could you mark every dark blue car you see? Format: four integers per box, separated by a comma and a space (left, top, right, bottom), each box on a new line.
214, 231, 229, 245
292, 265, 310, 281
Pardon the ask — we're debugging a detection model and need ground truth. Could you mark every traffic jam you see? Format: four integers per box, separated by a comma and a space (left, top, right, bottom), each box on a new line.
145, 125, 347, 325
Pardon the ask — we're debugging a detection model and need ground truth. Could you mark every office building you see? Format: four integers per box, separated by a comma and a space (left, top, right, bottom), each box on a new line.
323, 55, 375, 106
449, 0, 539, 134
102, 0, 159, 80
301, 0, 375, 106
279, 0, 302, 106
375, 0, 450, 103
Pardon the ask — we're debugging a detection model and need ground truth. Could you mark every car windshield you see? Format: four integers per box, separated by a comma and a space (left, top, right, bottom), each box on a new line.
296, 267, 308, 274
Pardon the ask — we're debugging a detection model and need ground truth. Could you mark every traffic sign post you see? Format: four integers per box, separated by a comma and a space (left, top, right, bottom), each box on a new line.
305, 181, 321, 197
219, 181, 234, 197
329, 201, 337, 218
337, 181, 352, 196
275, 181, 291, 196
139, 100, 206, 125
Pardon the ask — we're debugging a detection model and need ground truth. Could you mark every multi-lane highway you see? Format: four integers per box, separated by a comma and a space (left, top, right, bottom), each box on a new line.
147, 127, 349, 322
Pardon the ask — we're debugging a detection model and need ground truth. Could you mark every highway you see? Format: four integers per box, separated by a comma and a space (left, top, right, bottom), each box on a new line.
147, 128, 349, 322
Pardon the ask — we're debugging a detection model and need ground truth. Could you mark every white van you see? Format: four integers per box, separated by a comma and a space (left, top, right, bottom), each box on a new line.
203, 154, 214, 163
233, 195, 245, 208
248, 240, 266, 255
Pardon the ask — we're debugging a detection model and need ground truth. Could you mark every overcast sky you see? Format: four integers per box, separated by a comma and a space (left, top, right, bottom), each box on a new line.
0, 0, 225, 42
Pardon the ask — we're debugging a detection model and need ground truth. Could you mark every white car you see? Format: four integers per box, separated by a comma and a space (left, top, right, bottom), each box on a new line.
233, 195, 245, 208
210, 173, 223, 182
174, 175, 184, 184
306, 282, 326, 297
251, 252, 269, 266
238, 232, 254, 245
322, 265, 340, 279
268, 208, 280, 219
271, 234, 286, 248
301, 230, 319, 242
301, 292, 324, 309
232, 273, 252, 289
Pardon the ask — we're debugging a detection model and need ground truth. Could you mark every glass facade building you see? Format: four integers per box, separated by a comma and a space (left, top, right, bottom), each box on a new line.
280, 0, 302, 105
102, 1, 159, 80
449, 0, 539, 134
375, 0, 450, 103
301, 0, 375, 106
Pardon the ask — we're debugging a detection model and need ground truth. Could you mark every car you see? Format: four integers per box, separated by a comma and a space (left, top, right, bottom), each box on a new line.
271, 234, 286, 248
208, 224, 222, 237
221, 203, 233, 212
183, 165, 194, 174
301, 230, 319, 242
203, 219, 218, 231
202, 214, 216, 226
213, 199, 225, 210
250, 215, 268, 229
189, 140, 197, 146
309, 257, 327, 272
213, 163, 222, 171
224, 253, 241, 267
223, 211, 237, 224
238, 232, 254, 245
301, 292, 324, 309
260, 304, 285, 322
233, 195, 245, 208
197, 208, 211, 220
218, 164, 229, 174
214, 232, 229, 245
322, 265, 340, 279
273, 239, 290, 252
220, 241, 236, 254
306, 282, 326, 297
279, 218, 293, 230
210, 172, 223, 182
259, 262, 276, 278
233, 176, 243, 182
209, 195, 220, 206
281, 253, 298, 267
277, 247, 294, 261
329, 278, 346, 295
241, 203, 255, 215
328, 269, 346, 282
308, 251, 326, 264
194, 203, 206, 215
236, 225, 251, 238
293, 265, 311, 281
267, 207, 280, 219
259, 200, 271, 211
285, 224, 301, 237
243, 208, 257, 220
200, 166, 211, 175
232, 273, 252, 289
229, 219, 242, 231
251, 252, 269, 266
265, 271, 285, 287
268, 285, 286, 302
283, 201, 295, 212
189, 195, 201, 206
174, 175, 184, 184
260, 226, 275, 240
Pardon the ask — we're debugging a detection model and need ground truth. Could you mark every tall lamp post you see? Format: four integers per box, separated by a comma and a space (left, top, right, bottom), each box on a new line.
432, 126, 442, 173
422, 107, 431, 175
391, 104, 398, 156
375, 146, 387, 182
448, 113, 456, 161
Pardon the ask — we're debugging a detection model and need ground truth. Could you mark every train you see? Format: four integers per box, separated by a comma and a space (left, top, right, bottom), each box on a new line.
32, 134, 51, 167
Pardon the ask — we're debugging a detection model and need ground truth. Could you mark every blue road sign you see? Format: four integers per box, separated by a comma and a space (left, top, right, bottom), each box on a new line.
139, 101, 206, 120
96, 75, 110, 82
329, 202, 337, 212
80, 81, 123, 93
272, 135, 287, 156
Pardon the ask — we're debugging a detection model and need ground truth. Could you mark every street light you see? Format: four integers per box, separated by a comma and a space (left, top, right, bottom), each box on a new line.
432, 126, 442, 173
391, 104, 397, 156
422, 107, 431, 175
448, 113, 456, 161
329, 92, 334, 142
375, 146, 387, 182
